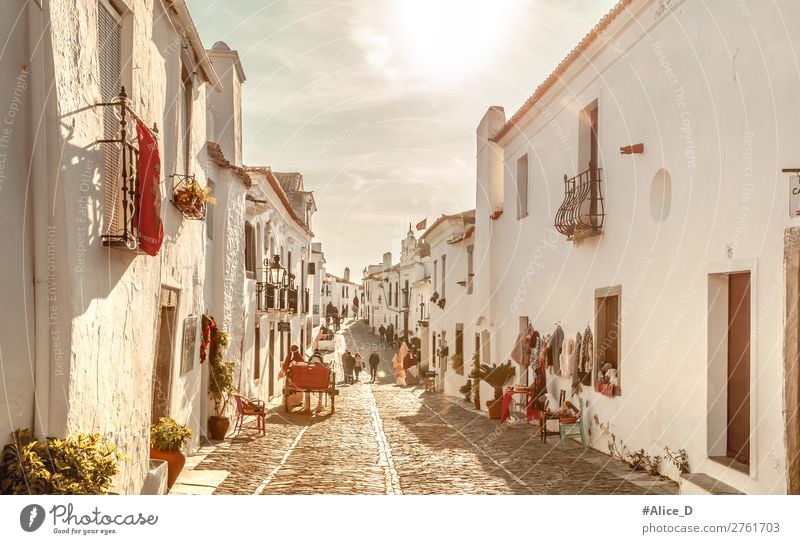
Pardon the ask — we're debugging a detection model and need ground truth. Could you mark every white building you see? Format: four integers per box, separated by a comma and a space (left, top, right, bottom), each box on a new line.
362, 227, 431, 346
243, 167, 316, 401
471, 0, 800, 494
0, 0, 325, 495
309, 242, 327, 327
321, 268, 360, 323
421, 211, 477, 394
0, 0, 223, 493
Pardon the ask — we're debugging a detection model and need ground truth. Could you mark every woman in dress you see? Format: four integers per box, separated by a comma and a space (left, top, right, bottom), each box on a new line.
354, 352, 364, 382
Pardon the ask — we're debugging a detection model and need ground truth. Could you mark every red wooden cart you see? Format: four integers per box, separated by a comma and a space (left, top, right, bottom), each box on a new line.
283, 361, 337, 413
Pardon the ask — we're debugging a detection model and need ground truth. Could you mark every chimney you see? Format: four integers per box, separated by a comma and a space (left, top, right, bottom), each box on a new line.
383, 252, 392, 269
344, 267, 350, 282
207, 42, 247, 165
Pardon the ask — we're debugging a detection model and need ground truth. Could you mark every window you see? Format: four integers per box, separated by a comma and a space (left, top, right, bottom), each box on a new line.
467, 245, 474, 294
180, 315, 198, 375
579, 101, 599, 171
595, 285, 621, 395
206, 179, 215, 240
178, 62, 193, 174
516, 153, 528, 219
244, 222, 256, 278
441, 255, 446, 299
455, 323, 464, 375
433, 260, 438, 295
404, 280, 409, 308
98, 0, 123, 235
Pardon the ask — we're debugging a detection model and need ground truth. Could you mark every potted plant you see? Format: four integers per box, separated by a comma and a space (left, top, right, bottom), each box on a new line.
150, 417, 191, 488
437, 298, 446, 309
207, 329, 235, 440
173, 179, 216, 219
451, 353, 464, 371
477, 362, 515, 419
208, 359, 236, 440
430, 292, 439, 303
0, 428, 126, 495
459, 380, 472, 403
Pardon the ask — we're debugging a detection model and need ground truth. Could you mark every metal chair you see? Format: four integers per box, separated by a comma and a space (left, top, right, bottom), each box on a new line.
559, 396, 586, 448
233, 394, 266, 436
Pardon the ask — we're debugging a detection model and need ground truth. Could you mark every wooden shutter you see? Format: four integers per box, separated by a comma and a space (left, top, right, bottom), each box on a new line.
98, 1, 122, 235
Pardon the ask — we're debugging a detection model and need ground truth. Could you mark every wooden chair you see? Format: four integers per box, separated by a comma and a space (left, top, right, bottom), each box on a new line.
540, 390, 565, 443
559, 396, 587, 448
233, 394, 266, 436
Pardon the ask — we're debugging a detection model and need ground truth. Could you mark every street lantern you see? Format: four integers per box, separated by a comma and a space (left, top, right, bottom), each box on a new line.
267, 255, 286, 287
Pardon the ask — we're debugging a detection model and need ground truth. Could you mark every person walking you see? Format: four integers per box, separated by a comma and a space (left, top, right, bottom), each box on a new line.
354, 352, 364, 382
342, 350, 355, 384
378, 325, 386, 343
368, 351, 380, 382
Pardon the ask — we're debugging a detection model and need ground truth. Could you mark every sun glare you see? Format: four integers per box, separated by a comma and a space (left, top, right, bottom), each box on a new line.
391, 0, 517, 80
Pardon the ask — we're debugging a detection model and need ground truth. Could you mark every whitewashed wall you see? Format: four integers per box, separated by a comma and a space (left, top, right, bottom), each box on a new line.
25, 0, 216, 493
478, 0, 798, 493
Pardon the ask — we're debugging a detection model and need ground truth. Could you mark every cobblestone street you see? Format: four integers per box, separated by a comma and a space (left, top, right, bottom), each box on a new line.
193, 320, 677, 495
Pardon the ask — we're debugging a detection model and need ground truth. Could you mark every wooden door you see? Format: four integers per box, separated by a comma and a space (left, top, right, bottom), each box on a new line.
727, 272, 751, 465
254, 324, 261, 381
268, 326, 275, 397
151, 291, 177, 423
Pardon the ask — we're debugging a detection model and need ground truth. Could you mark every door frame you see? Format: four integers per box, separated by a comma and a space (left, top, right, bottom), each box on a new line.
706, 258, 758, 479
784, 229, 800, 493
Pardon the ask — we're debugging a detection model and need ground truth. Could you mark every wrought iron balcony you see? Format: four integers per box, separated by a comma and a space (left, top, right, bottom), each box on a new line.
554, 165, 605, 241
256, 282, 277, 313
287, 288, 298, 314
97, 87, 153, 252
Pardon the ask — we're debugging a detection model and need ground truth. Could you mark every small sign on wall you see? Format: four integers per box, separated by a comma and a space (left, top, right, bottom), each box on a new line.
790, 175, 800, 218
278, 321, 291, 332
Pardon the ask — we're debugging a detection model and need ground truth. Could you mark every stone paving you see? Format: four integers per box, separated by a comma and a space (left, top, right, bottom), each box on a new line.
192, 319, 677, 495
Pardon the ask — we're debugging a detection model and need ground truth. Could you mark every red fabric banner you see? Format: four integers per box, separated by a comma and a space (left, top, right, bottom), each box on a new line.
134, 118, 163, 256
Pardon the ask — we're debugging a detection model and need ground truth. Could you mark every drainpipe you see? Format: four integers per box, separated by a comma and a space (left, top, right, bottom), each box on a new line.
30, 0, 51, 439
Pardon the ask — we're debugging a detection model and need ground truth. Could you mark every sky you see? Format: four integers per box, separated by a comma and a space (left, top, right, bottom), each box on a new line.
190, 0, 618, 278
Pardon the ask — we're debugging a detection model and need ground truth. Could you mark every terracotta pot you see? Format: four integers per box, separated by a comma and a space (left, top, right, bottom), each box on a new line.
208, 416, 230, 441
486, 398, 503, 419
150, 448, 185, 489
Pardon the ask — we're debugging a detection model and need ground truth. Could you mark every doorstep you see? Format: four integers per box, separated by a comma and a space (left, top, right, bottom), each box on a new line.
169, 470, 229, 495
680, 473, 744, 495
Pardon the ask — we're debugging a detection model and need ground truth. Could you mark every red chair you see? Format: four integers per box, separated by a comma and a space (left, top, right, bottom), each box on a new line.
233, 394, 266, 435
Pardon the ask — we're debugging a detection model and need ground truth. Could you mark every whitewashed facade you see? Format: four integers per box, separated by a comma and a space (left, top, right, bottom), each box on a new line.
243, 168, 315, 401
321, 268, 360, 323
422, 212, 478, 395
0, 0, 224, 493
471, 0, 800, 493
0, 0, 325, 495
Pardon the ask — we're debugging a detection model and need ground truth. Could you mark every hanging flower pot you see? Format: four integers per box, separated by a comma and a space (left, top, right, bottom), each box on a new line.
171, 176, 215, 220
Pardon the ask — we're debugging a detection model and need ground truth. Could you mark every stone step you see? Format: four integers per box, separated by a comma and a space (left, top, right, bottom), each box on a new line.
679, 473, 744, 495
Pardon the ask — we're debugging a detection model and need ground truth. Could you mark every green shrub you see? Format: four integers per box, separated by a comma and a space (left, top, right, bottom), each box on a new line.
459, 380, 472, 402
0, 428, 125, 495
150, 417, 191, 452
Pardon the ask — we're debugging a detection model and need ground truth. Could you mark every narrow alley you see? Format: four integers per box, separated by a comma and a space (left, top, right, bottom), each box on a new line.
190, 321, 676, 495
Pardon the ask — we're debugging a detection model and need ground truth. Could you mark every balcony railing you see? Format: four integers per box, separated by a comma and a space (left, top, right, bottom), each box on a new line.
98, 87, 146, 251
554, 165, 605, 242
255, 284, 299, 314
256, 282, 276, 313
